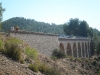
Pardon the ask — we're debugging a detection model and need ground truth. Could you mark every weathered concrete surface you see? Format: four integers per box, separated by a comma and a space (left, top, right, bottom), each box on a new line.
9, 31, 92, 58
58, 38, 91, 58
10, 31, 59, 57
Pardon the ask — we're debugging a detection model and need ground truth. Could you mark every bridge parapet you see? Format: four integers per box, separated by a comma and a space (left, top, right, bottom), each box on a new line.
9, 30, 58, 36
58, 37, 91, 41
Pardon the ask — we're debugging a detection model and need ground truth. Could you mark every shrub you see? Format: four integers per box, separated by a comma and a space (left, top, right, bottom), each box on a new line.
0, 39, 4, 48
85, 59, 90, 63
25, 47, 38, 60
98, 69, 100, 75
4, 37, 23, 62
96, 41, 100, 55
0, 39, 4, 53
6, 37, 23, 44
29, 62, 61, 75
66, 55, 74, 61
69, 56, 74, 61
92, 60, 97, 66
46, 67, 61, 75
25, 57, 32, 63
51, 56, 57, 61
77, 58, 82, 63
71, 65, 76, 69
29, 63, 39, 72
39, 63, 48, 74
20, 58, 24, 64
5, 43, 22, 61
52, 49, 66, 59
39, 63, 60, 75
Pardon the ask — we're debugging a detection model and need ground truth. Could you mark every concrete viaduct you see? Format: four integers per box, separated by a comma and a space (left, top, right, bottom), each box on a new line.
9, 31, 92, 58
59, 38, 91, 58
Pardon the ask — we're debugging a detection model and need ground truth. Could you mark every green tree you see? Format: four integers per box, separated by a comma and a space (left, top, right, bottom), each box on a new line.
0, 3, 5, 30
63, 18, 92, 37
93, 32, 99, 49
79, 20, 89, 37
96, 41, 100, 55
92, 30, 100, 55
88, 27, 93, 38
63, 18, 80, 36
63, 24, 69, 35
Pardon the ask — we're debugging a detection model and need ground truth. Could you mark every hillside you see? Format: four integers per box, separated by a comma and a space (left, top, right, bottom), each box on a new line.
2, 17, 65, 35
0, 53, 40, 75
1, 51, 100, 75
0, 32, 100, 75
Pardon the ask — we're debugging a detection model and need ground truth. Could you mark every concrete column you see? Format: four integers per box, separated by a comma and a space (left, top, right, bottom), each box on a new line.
84, 42, 86, 58
81, 42, 83, 58
86, 44, 89, 58
76, 42, 79, 58
85, 42, 88, 58
64, 43, 67, 55
87, 42, 89, 58
71, 43, 73, 57
87, 49, 89, 58
66, 42, 73, 57
88, 42, 91, 57
82, 42, 85, 58
78, 42, 82, 58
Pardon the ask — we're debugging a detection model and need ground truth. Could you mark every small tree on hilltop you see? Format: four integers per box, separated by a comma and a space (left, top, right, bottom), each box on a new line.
0, 3, 5, 30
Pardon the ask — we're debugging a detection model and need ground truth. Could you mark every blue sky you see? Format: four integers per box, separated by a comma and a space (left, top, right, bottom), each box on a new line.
1, 0, 100, 30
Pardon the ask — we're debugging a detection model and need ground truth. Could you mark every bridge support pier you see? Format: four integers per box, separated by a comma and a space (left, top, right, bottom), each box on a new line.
59, 38, 91, 58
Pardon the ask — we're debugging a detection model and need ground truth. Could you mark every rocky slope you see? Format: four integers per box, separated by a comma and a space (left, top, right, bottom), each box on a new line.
0, 53, 44, 75
0, 32, 100, 75
0, 51, 99, 75
0, 52, 100, 75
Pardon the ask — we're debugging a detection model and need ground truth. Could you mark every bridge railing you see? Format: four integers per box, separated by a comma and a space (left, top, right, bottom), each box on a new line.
58, 36, 91, 40
9, 30, 58, 36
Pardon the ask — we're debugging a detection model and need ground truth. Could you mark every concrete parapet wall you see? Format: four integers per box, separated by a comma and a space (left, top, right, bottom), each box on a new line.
10, 31, 59, 57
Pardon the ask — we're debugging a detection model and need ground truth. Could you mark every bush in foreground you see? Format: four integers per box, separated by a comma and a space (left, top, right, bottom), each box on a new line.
29, 62, 61, 75
52, 49, 66, 59
29, 63, 39, 72
25, 47, 38, 60
6, 37, 23, 44
3, 37, 23, 62
5, 42, 22, 61
0, 39, 4, 53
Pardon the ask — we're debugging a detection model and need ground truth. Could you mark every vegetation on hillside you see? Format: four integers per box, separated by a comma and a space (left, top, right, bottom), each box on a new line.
25, 47, 38, 60
1, 2, 100, 75
0, 33, 63, 75
29, 62, 61, 75
1, 1, 100, 56
2, 17, 100, 55
2, 17, 65, 35
63, 18, 94, 37
52, 49, 66, 59
63, 18, 100, 55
